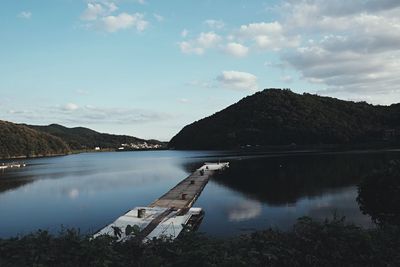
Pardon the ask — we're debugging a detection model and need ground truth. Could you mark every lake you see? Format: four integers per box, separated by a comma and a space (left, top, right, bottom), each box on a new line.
1, 149, 399, 238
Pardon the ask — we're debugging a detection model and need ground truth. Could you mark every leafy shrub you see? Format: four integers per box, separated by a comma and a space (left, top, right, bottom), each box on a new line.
1, 217, 399, 267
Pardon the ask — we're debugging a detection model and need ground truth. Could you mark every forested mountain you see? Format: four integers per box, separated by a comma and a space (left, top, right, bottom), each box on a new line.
0, 120, 165, 159
0, 121, 70, 159
26, 124, 164, 150
169, 89, 400, 149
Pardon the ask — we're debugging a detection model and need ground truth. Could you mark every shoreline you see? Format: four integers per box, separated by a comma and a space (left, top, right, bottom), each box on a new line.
0, 148, 169, 161
1, 144, 400, 161
169, 142, 400, 152
0, 153, 71, 161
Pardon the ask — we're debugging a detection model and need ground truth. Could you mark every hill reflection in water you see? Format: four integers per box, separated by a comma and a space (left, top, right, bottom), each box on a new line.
212, 152, 391, 205
194, 150, 400, 236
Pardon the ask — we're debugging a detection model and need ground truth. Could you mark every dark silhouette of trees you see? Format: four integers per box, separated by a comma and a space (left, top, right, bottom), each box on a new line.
170, 89, 400, 149
0, 120, 165, 158
357, 160, 400, 225
0, 120, 70, 158
27, 124, 164, 150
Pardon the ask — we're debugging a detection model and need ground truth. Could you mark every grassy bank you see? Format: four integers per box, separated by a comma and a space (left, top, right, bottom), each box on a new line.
0, 217, 399, 267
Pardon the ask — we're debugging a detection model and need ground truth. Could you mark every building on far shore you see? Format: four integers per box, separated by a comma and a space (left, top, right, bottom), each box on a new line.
120, 142, 162, 150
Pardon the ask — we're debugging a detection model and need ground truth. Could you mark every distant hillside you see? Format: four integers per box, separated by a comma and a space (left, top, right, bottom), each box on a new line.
27, 124, 165, 150
169, 89, 400, 149
0, 120, 70, 159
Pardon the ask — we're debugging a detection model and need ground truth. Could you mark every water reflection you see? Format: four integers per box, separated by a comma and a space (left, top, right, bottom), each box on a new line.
67, 188, 80, 199
0, 175, 34, 193
357, 160, 400, 225
227, 200, 262, 222
0, 150, 399, 238
307, 187, 372, 225
213, 152, 394, 205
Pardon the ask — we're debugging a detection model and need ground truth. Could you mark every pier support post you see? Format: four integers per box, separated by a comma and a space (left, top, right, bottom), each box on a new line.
138, 208, 146, 218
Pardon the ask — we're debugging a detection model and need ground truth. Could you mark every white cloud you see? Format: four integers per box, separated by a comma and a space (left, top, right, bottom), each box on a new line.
181, 29, 188, 38
238, 21, 283, 37
153, 13, 164, 22
63, 103, 79, 111
104, 2, 118, 13
136, 0, 146, 4
4, 104, 170, 125
76, 89, 89, 95
80, 2, 118, 21
178, 98, 189, 104
179, 31, 221, 55
179, 41, 205, 55
179, 0, 399, 101
237, 21, 300, 50
77, 105, 167, 123
217, 71, 258, 91
197, 32, 222, 48
101, 12, 148, 32
179, 21, 299, 57
281, 75, 294, 83
8, 109, 29, 115
204, 19, 225, 29
283, 0, 400, 19
224, 42, 249, 57
81, 3, 104, 21
17, 11, 32, 19
80, 2, 148, 33
278, 0, 400, 98
186, 79, 212, 88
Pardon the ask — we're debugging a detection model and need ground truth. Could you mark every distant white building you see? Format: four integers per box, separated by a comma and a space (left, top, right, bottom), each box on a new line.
118, 142, 162, 150
95, 147, 100, 151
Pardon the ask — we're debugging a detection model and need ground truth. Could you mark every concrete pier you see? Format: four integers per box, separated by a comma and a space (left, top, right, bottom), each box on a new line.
150, 162, 229, 210
94, 162, 229, 241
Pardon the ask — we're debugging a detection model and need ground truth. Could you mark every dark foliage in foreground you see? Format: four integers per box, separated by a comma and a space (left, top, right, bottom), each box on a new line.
1, 217, 399, 267
170, 89, 400, 149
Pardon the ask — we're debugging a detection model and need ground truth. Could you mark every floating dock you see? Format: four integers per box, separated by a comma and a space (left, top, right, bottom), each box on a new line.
150, 162, 229, 210
0, 162, 26, 170
94, 162, 229, 242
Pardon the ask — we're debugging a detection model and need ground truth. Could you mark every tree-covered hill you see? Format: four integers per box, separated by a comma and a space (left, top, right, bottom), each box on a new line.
169, 89, 400, 149
26, 124, 164, 150
0, 120, 70, 159
0, 120, 166, 159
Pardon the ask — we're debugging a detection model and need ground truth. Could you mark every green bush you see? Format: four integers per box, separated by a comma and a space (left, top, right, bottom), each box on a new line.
1, 217, 399, 267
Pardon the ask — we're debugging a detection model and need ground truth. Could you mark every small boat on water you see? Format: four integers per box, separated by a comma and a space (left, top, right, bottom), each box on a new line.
0, 162, 27, 170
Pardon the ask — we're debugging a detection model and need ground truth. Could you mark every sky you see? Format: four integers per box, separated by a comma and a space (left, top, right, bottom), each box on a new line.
1, 0, 400, 141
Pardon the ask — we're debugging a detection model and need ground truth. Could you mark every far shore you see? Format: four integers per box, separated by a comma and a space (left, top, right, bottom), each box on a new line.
0, 147, 168, 161
1, 142, 400, 162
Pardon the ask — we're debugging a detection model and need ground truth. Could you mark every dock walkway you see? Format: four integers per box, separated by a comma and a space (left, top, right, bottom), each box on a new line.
149, 163, 228, 210
94, 162, 229, 241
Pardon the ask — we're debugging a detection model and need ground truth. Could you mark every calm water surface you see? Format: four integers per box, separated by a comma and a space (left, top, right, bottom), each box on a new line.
0, 150, 399, 238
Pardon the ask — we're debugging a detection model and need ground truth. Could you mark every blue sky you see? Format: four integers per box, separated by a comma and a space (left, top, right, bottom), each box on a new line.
1, 0, 400, 140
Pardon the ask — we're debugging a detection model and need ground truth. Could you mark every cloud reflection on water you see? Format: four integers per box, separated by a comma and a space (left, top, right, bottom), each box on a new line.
227, 200, 262, 222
